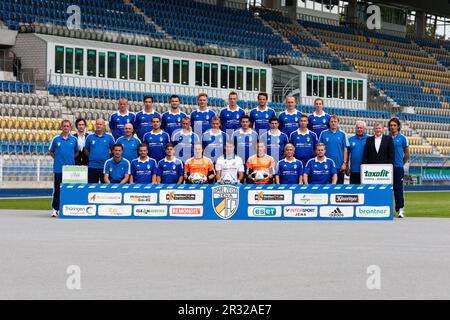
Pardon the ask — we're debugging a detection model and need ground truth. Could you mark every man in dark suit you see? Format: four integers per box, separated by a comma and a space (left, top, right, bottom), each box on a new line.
73, 118, 89, 166
363, 122, 394, 165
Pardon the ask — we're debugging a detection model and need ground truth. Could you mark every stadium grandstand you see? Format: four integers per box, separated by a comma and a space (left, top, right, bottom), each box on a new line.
0, 0, 450, 188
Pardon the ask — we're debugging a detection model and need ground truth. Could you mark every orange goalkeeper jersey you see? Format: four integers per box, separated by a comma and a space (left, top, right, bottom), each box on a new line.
246, 154, 276, 184
184, 156, 215, 177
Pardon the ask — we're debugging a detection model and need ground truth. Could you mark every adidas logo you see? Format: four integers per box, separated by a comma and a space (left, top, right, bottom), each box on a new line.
330, 207, 344, 217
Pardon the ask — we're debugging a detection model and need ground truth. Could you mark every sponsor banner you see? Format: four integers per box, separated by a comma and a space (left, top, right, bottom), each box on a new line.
88, 193, 122, 204
134, 206, 168, 217
248, 190, 292, 205
284, 206, 318, 218
159, 190, 204, 205
62, 205, 96, 217
62, 166, 88, 184
98, 205, 132, 217
331, 194, 365, 205
248, 206, 282, 218
294, 193, 328, 205
320, 206, 354, 218
212, 185, 239, 220
356, 206, 391, 218
170, 206, 203, 218
124, 193, 158, 204
361, 164, 393, 184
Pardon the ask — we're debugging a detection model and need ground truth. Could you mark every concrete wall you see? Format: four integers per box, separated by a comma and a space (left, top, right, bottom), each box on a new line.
12, 34, 47, 87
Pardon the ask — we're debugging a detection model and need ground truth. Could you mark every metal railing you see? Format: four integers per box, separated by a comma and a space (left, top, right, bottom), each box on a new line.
0, 155, 53, 183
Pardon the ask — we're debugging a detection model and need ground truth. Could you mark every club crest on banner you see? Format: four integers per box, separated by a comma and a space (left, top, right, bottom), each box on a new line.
212, 186, 239, 220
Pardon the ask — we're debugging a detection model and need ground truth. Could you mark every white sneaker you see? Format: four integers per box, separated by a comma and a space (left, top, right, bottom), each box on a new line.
398, 208, 405, 219
51, 210, 59, 218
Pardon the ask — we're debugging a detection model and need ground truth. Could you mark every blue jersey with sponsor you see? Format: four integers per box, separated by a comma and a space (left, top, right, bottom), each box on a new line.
85, 133, 115, 169
130, 157, 157, 184
277, 159, 304, 184
219, 107, 246, 134
278, 110, 302, 137
109, 112, 135, 140
232, 129, 259, 165
116, 136, 141, 162
289, 129, 318, 167
308, 113, 331, 138
249, 107, 276, 135
142, 130, 170, 164
348, 134, 368, 173
202, 130, 227, 163
103, 158, 131, 183
259, 131, 289, 163
161, 111, 187, 138
157, 158, 184, 184
319, 129, 349, 168
49, 134, 79, 173
190, 109, 216, 136
134, 110, 160, 140
304, 157, 337, 184
172, 130, 200, 161
389, 133, 409, 168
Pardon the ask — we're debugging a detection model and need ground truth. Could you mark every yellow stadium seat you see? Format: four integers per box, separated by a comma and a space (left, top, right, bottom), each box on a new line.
1, 131, 6, 141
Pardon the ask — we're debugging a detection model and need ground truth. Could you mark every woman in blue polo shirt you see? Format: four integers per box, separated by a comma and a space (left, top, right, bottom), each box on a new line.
49, 120, 79, 217
389, 118, 410, 218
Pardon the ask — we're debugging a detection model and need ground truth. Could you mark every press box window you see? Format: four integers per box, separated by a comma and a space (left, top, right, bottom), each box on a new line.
173, 60, 180, 84
162, 59, 169, 83
129, 55, 136, 80
261, 69, 267, 92
306, 74, 313, 96
75, 48, 83, 75
221, 65, 228, 89
358, 80, 364, 101
246, 68, 253, 91
99, 52, 106, 78
319, 76, 324, 97
333, 78, 339, 98
211, 64, 218, 88
107, 52, 116, 79
138, 56, 145, 81
229, 66, 236, 89
181, 60, 189, 85
237, 67, 244, 90
353, 80, 358, 100
326, 77, 332, 98
65, 48, 73, 74
254, 69, 260, 91
195, 62, 202, 86
87, 50, 96, 77
204, 63, 210, 87
347, 79, 352, 100
313, 75, 319, 96
339, 78, 345, 99
55, 46, 64, 73
120, 53, 128, 80
153, 57, 161, 83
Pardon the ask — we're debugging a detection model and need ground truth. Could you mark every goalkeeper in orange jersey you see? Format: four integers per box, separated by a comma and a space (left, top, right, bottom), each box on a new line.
184, 143, 215, 184
246, 141, 276, 185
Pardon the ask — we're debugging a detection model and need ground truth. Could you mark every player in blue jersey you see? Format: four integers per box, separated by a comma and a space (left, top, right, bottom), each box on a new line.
116, 123, 141, 162
308, 98, 331, 138
259, 117, 289, 163
85, 119, 115, 184
103, 144, 131, 184
219, 92, 246, 137
172, 117, 200, 162
202, 116, 227, 163
319, 115, 349, 184
142, 116, 171, 164
278, 96, 302, 137
161, 95, 187, 139
347, 121, 368, 184
389, 118, 410, 218
134, 96, 160, 141
303, 143, 338, 185
49, 120, 79, 217
130, 144, 157, 184
231, 115, 259, 168
275, 144, 304, 184
249, 92, 276, 136
109, 97, 136, 140
156, 144, 185, 184
289, 115, 318, 167
190, 93, 216, 137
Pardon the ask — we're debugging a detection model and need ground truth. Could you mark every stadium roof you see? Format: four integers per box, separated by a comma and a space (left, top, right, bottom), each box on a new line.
374, 0, 450, 18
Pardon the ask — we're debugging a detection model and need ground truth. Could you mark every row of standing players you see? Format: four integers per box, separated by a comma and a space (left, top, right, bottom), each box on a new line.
49, 92, 409, 218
